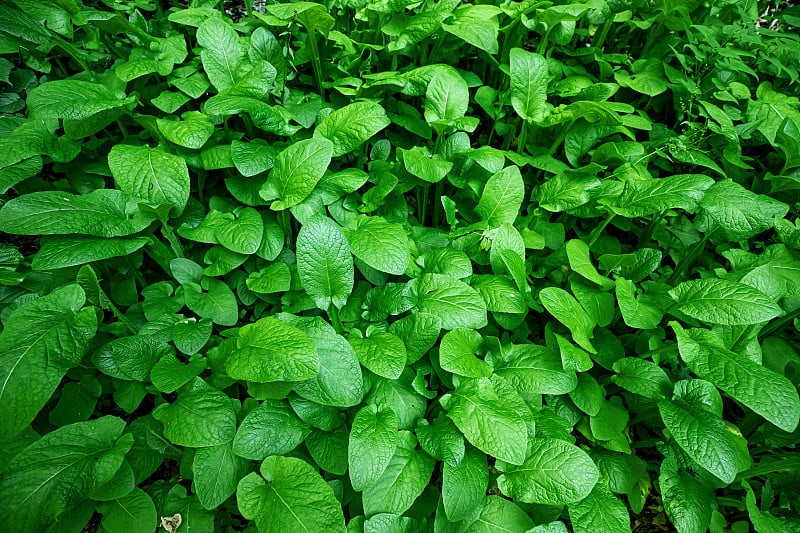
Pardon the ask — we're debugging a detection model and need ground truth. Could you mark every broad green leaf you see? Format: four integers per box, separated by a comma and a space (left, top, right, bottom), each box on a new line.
566, 239, 614, 288
314, 101, 390, 157
539, 287, 596, 353
417, 415, 465, 467
225, 316, 319, 382
97, 488, 157, 533
489, 343, 577, 394
246, 263, 291, 294
673, 325, 800, 433
747, 82, 800, 144
0, 417, 132, 532
389, 312, 442, 364
0, 156, 42, 194
183, 277, 239, 326
743, 480, 800, 533
658, 399, 738, 483
27, 79, 135, 120
109, 144, 190, 216
0, 189, 155, 237
366, 372, 427, 430
212, 206, 264, 255
509, 48, 549, 123
439, 328, 493, 378
669, 278, 782, 325
400, 145, 453, 183
349, 404, 399, 491
32, 235, 148, 270
606, 174, 715, 218
425, 68, 469, 123
231, 139, 277, 177
497, 439, 599, 504
475, 166, 524, 227
260, 138, 333, 210
150, 353, 206, 393
535, 174, 601, 213
442, 5, 502, 54
296, 216, 354, 310
408, 273, 487, 330
659, 454, 713, 533
233, 400, 310, 460
152, 377, 237, 447
364, 514, 418, 533
347, 216, 410, 275
442, 445, 487, 521
172, 317, 213, 355
157, 111, 215, 149
196, 17, 245, 92
440, 375, 529, 465
696, 180, 789, 241
465, 496, 535, 532
350, 331, 407, 379
569, 373, 604, 416
0, 284, 97, 441
472, 275, 527, 314
92, 335, 172, 381
361, 431, 436, 516
306, 426, 349, 475
237, 456, 345, 533
600, 249, 662, 283
615, 278, 663, 329
612, 358, 673, 400
568, 479, 631, 533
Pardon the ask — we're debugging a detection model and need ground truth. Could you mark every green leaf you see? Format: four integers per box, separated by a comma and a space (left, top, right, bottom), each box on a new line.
442, 5, 502, 54
425, 68, 469, 123
152, 377, 237, 447
535, 174, 601, 213
231, 139, 277, 177
605, 174, 715, 218
246, 263, 291, 294
172, 317, 213, 355
349, 404, 399, 491
184, 277, 239, 326
568, 479, 631, 533
659, 454, 713, 533
97, 488, 157, 533
400, 145, 453, 183
489, 343, 577, 394
669, 278, 782, 326
32, 235, 148, 270
539, 287, 596, 353
509, 48, 549, 123
314, 101, 390, 157
442, 445, 487, 521
225, 316, 319, 382
157, 111, 215, 149
27, 79, 135, 120
347, 216, 410, 275
150, 353, 206, 393
497, 438, 599, 504
566, 239, 614, 289
0, 189, 155, 237
350, 331, 407, 379
0, 417, 132, 532
417, 415, 465, 467
260, 138, 333, 210
237, 456, 345, 533
696, 180, 789, 241
467, 496, 535, 532
361, 431, 436, 516
212, 206, 264, 255
743, 480, 800, 533
196, 17, 245, 92
408, 273, 487, 330
439, 328, 493, 378
93, 335, 172, 381
0, 284, 97, 441
297, 216, 354, 311
475, 166, 524, 227
673, 325, 800, 433
441, 375, 529, 465
658, 399, 739, 483
233, 400, 310, 459
109, 144, 190, 216
612, 358, 673, 400
615, 278, 663, 329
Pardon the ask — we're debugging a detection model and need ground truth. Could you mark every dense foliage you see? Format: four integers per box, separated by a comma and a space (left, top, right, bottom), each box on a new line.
1, 0, 800, 531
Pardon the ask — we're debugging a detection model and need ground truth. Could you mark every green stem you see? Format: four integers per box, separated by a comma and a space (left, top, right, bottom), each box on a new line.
328, 305, 344, 334
536, 29, 551, 55
161, 222, 185, 258
593, 18, 613, 50
517, 120, 528, 154
549, 120, 573, 154
588, 212, 615, 248
431, 181, 444, 228
736, 456, 800, 481
306, 28, 325, 99
52, 36, 92, 75
667, 228, 716, 285
759, 306, 800, 340
638, 209, 666, 247
244, 0, 253, 18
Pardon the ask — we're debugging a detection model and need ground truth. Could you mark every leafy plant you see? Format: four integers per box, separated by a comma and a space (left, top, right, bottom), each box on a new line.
1, 0, 800, 532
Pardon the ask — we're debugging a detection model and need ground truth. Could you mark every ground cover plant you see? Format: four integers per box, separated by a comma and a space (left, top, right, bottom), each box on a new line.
1, 0, 800, 531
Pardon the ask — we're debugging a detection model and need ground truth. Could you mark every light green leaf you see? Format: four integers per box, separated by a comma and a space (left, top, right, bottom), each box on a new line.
0, 417, 131, 532
225, 316, 319, 382
183, 277, 239, 326
497, 438, 599, 504
109, 144, 190, 216
260, 138, 333, 210
466, 496, 535, 532
439, 328, 493, 378
314, 101, 390, 157
32, 235, 148, 270
150, 353, 206, 393
669, 278, 782, 325
696, 180, 789, 241
97, 488, 157, 533
509, 48, 549, 123
615, 278, 663, 329
297, 216, 354, 311
347, 216, 409, 275
442, 445, 487, 521
475, 166, 524, 227
362, 431, 436, 516
568, 479, 631, 533
152, 377, 237, 447
566, 239, 614, 289
0, 284, 97, 441
441, 375, 529, 465
658, 399, 738, 483
539, 287, 596, 353
400, 145, 453, 183
349, 404, 399, 491
172, 317, 213, 355
425, 68, 469, 123
442, 5, 502, 54
196, 17, 245, 92
612, 358, 673, 400
409, 273, 488, 330
157, 111, 215, 149
535, 174, 601, 213
231, 139, 277, 177
673, 325, 800, 433
659, 454, 713, 533
237, 456, 345, 533
92, 335, 172, 381
27, 79, 135, 120
233, 400, 310, 460
246, 263, 291, 294
489, 343, 577, 394
417, 415, 465, 467
212, 206, 264, 255
350, 331, 407, 379
606, 174, 715, 218
0, 189, 155, 237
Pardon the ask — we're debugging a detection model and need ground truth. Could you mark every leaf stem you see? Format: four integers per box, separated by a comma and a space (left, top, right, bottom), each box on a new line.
306, 28, 325, 100
328, 304, 344, 334
161, 222, 185, 258
587, 212, 615, 248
